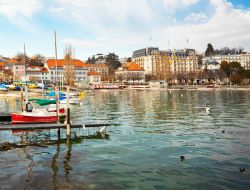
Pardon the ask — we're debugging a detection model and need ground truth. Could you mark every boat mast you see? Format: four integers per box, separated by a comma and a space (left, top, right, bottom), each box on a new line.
24, 43, 28, 105
54, 31, 58, 86
54, 31, 59, 121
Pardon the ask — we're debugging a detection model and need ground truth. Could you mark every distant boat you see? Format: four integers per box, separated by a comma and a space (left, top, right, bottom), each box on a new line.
92, 84, 121, 90
0, 84, 8, 91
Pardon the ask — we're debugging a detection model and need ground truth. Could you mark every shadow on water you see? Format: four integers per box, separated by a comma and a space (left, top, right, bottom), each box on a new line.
0, 130, 110, 151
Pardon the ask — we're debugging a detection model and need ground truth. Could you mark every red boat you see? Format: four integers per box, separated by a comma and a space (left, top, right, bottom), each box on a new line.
12, 110, 64, 124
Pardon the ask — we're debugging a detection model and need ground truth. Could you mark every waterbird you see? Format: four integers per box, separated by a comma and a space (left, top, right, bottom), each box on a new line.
205, 107, 210, 113
180, 155, 185, 161
222, 130, 225, 134
240, 166, 246, 173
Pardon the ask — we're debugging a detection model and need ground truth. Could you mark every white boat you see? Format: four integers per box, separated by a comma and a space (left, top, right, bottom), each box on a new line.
60, 97, 80, 105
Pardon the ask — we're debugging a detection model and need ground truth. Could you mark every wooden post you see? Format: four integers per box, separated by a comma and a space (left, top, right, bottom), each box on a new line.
66, 86, 71, 137
66, 107, 71, 136
20, 87, 24, 112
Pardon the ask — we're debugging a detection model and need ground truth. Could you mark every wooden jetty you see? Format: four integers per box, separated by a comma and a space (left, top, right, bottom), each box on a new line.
0, 123, 109, 131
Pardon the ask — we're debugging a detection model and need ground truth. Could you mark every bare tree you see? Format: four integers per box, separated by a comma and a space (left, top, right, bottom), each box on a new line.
64, 46, 75, 86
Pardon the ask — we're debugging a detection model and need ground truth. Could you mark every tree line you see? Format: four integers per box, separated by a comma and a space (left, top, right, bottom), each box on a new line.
205, 43, 245, 57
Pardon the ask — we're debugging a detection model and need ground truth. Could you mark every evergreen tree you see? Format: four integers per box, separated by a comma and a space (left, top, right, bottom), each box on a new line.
205, 43, 214, 57
105, 53, 121, 75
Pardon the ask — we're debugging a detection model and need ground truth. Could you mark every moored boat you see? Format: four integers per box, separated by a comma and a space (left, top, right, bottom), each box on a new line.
12, 110, 65, 124
91, 84, 121, 90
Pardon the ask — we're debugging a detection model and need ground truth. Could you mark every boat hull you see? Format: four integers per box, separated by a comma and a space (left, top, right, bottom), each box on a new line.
12, 113, 59, 124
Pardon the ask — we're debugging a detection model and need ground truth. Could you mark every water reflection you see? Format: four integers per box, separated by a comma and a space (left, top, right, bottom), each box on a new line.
0, 130, 110, 189
0, 90, 249, 189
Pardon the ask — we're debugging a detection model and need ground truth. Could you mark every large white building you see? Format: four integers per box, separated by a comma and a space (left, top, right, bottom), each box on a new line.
202, 54, 250, 69
132, 47, 199, 80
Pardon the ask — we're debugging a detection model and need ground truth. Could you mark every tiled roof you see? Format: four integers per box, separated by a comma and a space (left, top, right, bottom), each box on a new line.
47, 59, 85, 68
123, 62, 144, 71
85, 63, 108, 68
87, 71, 100, 76
0, 62, 5, 67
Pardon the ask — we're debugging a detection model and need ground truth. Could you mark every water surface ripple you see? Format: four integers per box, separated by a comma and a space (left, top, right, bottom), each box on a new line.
0, 90, 249, 189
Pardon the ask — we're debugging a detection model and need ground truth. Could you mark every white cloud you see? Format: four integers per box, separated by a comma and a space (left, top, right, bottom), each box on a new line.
0, 0, 42, 20
162, 0, 199, 13
50, 0, 154, 32
185, 12, 208, 23
0, 0, 250, 58
159, 0, 250, 52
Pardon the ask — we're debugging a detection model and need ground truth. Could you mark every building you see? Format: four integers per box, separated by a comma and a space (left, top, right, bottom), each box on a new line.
26, 66, 49, 83
132, 47, 159, 75
87, 71, 101, 84
132, 47, 199, 82
201, 59, 220, 70
202, 54, 250, 69
115, 62, 145, 84
170, 49, 198, 73
45, 59, 108, 85
12, 61, 26, 81
84, 63, 109, 80
46, 59, 88, 85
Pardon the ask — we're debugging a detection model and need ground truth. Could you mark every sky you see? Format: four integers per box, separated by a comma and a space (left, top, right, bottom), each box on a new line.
0, 0, 250, 60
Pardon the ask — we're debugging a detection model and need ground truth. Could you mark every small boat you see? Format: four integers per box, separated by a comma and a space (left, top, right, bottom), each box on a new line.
92, 84, 121, 90
12, 109, 65, 124
60, 97, 80, 105
0, 84, 8, 91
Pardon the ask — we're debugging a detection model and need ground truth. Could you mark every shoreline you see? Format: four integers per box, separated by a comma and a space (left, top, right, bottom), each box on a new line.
0, 86, 250, 98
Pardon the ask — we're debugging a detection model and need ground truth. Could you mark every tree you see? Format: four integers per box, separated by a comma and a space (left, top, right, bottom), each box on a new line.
220, 61, 244, 85
187, 71, 198, 85
29, 54, 45, 67
86, 56, 96, 64
205, 43, 214, 57
220, 61, 230, 77
64, 46, 75, 86
29, 76, 39, 83
127, 57, 132, 62
105, 53, 121, 75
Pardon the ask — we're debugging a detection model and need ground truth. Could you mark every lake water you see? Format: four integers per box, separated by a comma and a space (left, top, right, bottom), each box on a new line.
0, 90, 249, 190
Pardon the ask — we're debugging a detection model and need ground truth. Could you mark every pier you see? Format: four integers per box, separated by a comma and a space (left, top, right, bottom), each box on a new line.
0, 123, 109, 131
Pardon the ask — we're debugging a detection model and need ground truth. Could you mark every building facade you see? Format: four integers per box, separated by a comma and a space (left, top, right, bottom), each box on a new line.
202, 54, 250, 69
115, 62, 145, 84
132, 47, 199, 81
26, 66, 49, 83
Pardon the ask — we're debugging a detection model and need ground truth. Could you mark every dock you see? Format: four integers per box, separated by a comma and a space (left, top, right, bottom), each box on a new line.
0, 123, 109, 131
